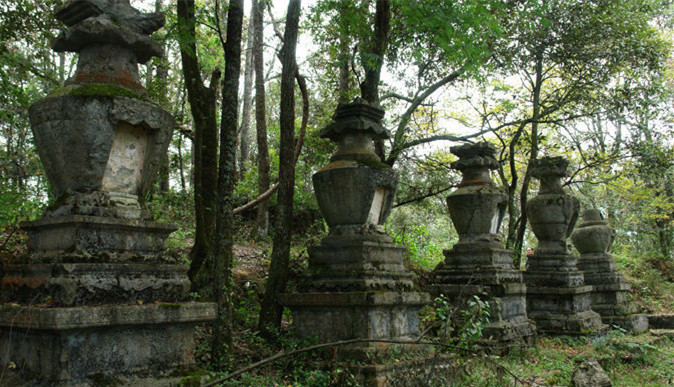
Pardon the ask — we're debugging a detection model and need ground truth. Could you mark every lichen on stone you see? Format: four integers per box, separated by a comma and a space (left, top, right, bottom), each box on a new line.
46, 83, 147, 101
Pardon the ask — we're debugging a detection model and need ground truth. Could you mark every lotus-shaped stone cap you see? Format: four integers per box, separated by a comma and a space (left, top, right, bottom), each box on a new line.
52, 0, 164, 63
531, 156, 568, 179
320, 98, 389, 142
450, 142, 500, 171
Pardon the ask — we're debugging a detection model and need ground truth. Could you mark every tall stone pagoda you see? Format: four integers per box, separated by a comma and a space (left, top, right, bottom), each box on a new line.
524, 157, 605, 335
0, 0, 215, 384
572, 209, 648, 332
282, 99, 451, 385
429, 142, 536, 347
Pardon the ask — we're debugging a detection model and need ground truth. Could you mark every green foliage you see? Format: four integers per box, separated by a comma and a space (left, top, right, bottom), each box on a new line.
392, 222, 446, 270
428, 294, 491, 350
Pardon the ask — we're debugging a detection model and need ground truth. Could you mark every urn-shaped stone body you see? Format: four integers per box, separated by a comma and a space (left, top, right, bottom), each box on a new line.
526, 157, 579, 254
572, 209, 615, 254
29, 93, 174, 204
446, 143, 506, 241
312, 99, 396, 233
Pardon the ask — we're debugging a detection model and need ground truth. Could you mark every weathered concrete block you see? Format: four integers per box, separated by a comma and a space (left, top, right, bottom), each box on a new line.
0, 303, 216, 385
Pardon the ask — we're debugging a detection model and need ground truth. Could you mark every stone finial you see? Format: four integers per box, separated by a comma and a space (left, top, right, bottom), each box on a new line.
320, 98, 389, 141
450, 142, 500, 171
531, 156, 568, 179
450, 142, 500, 188
446, 142, 507, 240
319, 98, 389, 162
53, 0, 164, 61
52, 0, 165, 92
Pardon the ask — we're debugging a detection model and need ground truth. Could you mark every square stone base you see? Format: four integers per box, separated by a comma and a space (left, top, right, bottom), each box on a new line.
427, 282, 536, 346
350, 354, 458, 387
0, 303, 215, 385
281, 291, 431, 360
526, 286, 606, 335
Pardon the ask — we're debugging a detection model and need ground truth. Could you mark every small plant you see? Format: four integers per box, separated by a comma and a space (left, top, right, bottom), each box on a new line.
430, 294, 491, 349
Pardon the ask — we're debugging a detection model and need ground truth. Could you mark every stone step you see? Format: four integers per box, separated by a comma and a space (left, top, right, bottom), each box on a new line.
650, 329, 674, 339
648, 314, 674, 329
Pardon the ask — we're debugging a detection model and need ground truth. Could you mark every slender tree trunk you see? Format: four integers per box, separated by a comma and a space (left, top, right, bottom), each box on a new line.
359, 0, 390, 161
513, 50, 544, 266
239, 1, 256, 177
258, 0, 301, 336
177, 0, 220, 293
359, 0, 390, 104
212, 0, 244, 369
153, 0, 170, 194
337, 2, 351, 104
253, 0, 270, 238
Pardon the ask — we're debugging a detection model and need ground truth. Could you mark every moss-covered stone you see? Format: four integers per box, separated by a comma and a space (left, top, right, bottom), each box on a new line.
357, 158, 391, 169
46, 83, 148, 101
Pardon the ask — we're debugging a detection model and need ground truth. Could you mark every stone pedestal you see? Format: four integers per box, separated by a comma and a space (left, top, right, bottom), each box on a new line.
281, 100, 434, 385
0, 1, 215, 384
524, 157, 606, 335
572, 210, 648, 332
428, 143, 535, 347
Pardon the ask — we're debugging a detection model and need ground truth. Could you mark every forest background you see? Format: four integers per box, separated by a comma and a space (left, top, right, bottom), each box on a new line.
2, 0, 674, 385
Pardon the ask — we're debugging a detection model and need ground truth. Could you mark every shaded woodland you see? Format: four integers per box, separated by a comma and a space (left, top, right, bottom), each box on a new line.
2, 0, 674, 385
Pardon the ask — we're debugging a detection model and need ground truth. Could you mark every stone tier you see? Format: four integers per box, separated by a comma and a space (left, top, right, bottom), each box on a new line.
0, 303, 216, 385
577, 252, 648, 332
430, 246, 535, 346
281, 291, 431, 360
524, 263, 606, 335
302, 239, 413, 291
21, 215, 177, 263
1, 263, 189, 306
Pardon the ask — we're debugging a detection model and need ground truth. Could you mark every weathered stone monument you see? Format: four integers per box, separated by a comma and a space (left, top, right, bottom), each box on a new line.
524, 156, 606, 335
428, 142, 536, 347
572, 209, 648, 332
282, 99, 444, 385
0, 0, 215, 384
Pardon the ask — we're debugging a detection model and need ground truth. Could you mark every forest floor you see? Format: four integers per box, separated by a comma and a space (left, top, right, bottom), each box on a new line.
207, 242, 674, 386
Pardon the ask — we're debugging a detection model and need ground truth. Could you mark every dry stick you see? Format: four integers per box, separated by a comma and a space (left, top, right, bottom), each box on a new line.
203, 338, 526, 386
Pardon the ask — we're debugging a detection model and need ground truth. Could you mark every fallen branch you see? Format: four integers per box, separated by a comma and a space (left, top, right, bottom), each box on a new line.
203, 338, 526, 386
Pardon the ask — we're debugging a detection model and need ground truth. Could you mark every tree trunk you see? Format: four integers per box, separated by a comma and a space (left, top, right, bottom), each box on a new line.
253, 0, 270, 238
152, 0, 170, 194
239, 1, 256, 177
513, 49, 544, 266
359, 0, 390, 161
212, 0, 244, 369
258, 0, 301, 336
177, 0, 220, 293
337, 2, 351, 104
